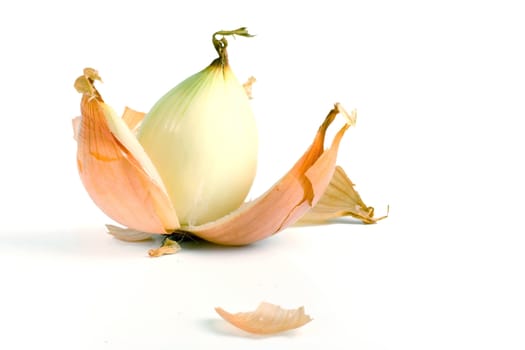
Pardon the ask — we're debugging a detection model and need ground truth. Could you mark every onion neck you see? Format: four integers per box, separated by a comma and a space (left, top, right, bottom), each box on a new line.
212, 27, 253, 66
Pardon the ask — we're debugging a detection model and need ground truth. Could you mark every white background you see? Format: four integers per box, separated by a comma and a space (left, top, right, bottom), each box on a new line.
1, 0, 524, 349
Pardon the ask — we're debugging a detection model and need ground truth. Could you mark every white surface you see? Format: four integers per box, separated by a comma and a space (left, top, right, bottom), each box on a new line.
1, 0, 524, 349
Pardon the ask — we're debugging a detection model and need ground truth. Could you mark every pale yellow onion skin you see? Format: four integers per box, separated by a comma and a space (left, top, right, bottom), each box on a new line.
138, 61, 258, 226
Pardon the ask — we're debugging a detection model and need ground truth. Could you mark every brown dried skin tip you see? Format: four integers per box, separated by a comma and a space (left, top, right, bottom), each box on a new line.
215, 302, 312, 335
74, 67, 102, 99
242, 76, 256, 99
148, 238, 181, 257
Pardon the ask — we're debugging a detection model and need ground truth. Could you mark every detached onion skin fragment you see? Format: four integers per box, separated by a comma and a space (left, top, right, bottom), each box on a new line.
215, 302, 312, 335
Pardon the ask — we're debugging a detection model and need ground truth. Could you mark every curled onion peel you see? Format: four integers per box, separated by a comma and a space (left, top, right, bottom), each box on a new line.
215, 302, 312, 335
299, 165, 389, 224
74, 69, 179, 234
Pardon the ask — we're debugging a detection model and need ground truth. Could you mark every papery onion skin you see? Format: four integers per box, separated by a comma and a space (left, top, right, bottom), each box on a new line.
74, 70, 179, 234
298, 165, 388, 224
215, 302, 312, 335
